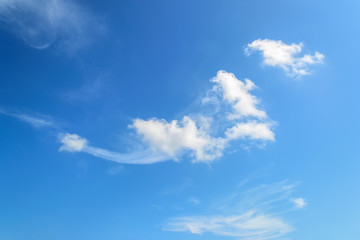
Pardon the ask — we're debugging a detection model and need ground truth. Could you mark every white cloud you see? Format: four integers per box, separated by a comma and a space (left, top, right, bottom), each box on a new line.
0, 0, 104, 51
291, 198, 307, 208
0, 107, 54, 127
130, 70, 274, 163
164, 181, 305, 240
59, 71, 275, 164
211, 71, 266, 119
131, 116, 225, 162
225, 122, 275, 141
246, 39, 324, 77
59, 133, 87, 152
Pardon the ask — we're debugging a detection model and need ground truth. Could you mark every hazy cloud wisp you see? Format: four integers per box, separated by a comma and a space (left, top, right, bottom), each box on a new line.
0, 0, 104, 51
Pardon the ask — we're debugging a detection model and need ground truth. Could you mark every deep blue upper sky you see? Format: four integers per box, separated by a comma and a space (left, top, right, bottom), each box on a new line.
0, 0, 359, 239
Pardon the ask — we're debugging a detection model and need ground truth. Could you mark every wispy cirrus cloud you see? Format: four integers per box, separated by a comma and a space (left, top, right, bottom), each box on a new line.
0, 107, 54, 128
246, 39, 324, 77
163, 181, 306, 240
0, 0, 105, 51
58, 133, 169, 164
59, 70, 275, 164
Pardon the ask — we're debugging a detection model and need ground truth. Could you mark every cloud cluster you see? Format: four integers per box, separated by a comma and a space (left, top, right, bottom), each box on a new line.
246, 39, 324, 77
164, 181, 305, 240
58, 70, 274, 164
130, 70, 274, 162
0, 0, 104, 50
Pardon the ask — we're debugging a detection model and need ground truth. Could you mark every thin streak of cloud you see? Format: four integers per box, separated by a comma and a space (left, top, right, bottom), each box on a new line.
58, 133, 169, 164
164, 181, 305, 240
0, 107, 54, 128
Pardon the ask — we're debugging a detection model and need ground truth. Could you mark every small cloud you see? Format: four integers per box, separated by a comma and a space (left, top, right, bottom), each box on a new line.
225, 121, 275, 141
291, 198, 307, 208
246, 39, 324, 77
59, 133, 87, 152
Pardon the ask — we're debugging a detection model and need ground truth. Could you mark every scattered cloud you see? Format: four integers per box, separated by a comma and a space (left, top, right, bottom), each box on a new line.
246, 39, 324, 77
164, 181, 305, 240
0, 107, 54, 127
0, 0, 105, 51
164, 211, 292, 240
3, 70, 275, 165
291, 198, 307, 208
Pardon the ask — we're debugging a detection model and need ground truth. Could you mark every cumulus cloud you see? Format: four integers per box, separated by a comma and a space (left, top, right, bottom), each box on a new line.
59, 133, 87, 152
246, 39, 324, 77
59, 71, 274, 164
211, 71, 266, 119
0, 0, 104, 51
164, 181, 306, 240
131, 117, 225, 162
131, 70, 274, 163
225, 122, 274, 141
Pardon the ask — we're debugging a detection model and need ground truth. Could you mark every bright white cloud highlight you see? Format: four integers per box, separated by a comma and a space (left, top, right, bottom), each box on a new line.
211, 71, 266, 119
0, 0, 104, 50
292, 198, 307, 208
225, 122, 274, 141
131, 117, 225, 162
59, 133, 87, 152
246, 39, 324, 77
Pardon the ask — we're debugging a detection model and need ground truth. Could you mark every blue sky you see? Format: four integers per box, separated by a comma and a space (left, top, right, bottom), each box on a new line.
0, 0, 360, 239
